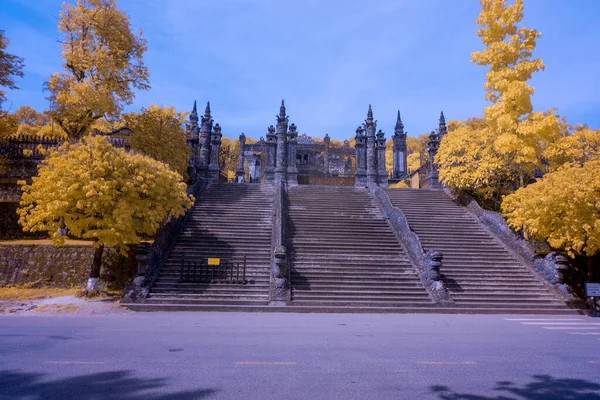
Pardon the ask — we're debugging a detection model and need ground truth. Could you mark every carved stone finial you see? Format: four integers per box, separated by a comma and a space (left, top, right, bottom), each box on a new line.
192, 100, 197, 113
279, 99, 286, 118
367, 104, 374, 122
289, 123, 297, 134
395, 110, 404, 135
213, 123, 222, 134
268, 125, 276, 136
439, 111, 445, 125
205, 101, 211, 117
355, 126, 365, 136
239, 132, 246, 143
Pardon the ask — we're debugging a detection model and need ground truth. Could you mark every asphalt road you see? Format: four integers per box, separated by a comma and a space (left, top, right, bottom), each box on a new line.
1, 312, 600, 399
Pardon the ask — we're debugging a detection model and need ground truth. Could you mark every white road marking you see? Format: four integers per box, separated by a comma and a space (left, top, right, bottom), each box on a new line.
504, 318, 584, 321
566, 332, 600, 335
521, 322, 600, 325
543, 327, 600, 330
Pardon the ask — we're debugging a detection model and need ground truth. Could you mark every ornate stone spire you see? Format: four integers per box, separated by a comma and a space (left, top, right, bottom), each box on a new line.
279, 99, 286, 120
201, 101, 213, 128
438, 110, 447, 139
190, 100, 198, 125
395, 110, 404, 135
367, 104, 374, 124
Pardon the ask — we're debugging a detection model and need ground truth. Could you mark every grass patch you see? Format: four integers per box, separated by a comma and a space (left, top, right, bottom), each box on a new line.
0, 287, 80, 301
34, 304, 82, 313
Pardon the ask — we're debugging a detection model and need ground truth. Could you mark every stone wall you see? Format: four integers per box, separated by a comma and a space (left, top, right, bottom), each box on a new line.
0, 243, 137, 289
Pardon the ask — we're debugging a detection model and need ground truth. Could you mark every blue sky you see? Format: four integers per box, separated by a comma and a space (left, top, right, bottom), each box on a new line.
2, 0, 600, 141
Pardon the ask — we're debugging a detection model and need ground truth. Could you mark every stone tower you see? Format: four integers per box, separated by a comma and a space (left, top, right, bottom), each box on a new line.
392, 111, 407, 179
365, 105, 378, 186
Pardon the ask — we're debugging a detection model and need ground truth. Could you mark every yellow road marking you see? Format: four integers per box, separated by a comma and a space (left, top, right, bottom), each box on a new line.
418, 361, 477, 365
45, 361, 106, 365
235, 361, 296, 365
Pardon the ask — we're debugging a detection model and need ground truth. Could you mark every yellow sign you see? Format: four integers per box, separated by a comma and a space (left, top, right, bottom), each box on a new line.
207, 258, 221, 266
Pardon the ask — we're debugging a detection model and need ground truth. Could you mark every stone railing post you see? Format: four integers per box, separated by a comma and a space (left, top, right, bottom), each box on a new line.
264, 125, 276, 184
236, 133, 246, 182
269, 181, 291, 303
287, 123, 298, 185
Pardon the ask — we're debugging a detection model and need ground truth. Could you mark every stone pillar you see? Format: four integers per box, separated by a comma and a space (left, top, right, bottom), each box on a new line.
427, 130, 440, 188
365, 105, 377, 186
198, 102, 213, 180
264, 125, 276, 184
274, 100, 288, 184
438, 111, 447, 141
236, 132, 246, 182
376, 129, 388, 188
392, 111, 407, 179
186, 101, 200, 168
354, 126, 367, 187
323, 133, 331, 175
287, 123, 298, 185
208, 123, 222, 182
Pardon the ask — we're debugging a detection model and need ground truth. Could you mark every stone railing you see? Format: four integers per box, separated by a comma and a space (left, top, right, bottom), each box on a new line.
0, 133, 130, 162
122, 179, 206, 302
370, 185, 453, 303
269, 181, 291, 303
448, 189, 577, 300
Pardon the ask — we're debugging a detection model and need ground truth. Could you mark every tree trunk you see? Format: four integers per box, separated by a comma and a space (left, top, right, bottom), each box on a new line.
588, 256, 594, 282
85, 244, 104, 293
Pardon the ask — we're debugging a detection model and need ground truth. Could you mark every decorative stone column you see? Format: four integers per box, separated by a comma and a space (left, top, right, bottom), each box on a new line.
274, 100, 288, 184
392, 111, 407, 179
208, 123, 222, 182
236, 132, 246, 182
438, 111, 447, 141
287, 123, 298, 185
365, 105, 378, 186
323, 133, 331, 175
354, 126, 367, 187
198, 102, 213, 180
376, 129, 388, 188
186, 101, 200, 173
427, 129, 440, 188
264, 125, 276, 184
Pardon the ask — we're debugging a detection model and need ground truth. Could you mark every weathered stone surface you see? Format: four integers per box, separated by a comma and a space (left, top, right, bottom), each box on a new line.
450, 189, 576, 300
369, 185, 452, 303
0, 244, 135, 289
269, 182, 291, 302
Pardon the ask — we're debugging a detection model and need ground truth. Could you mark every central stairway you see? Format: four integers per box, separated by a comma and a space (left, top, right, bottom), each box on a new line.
286, 186, 434, 312
126, 183, 274, 311
386, 188, 573, 314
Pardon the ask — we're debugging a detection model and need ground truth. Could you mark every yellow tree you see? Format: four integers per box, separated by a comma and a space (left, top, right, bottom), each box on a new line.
502, 160, 600, 258
122, 104, 190, 177
472, 0, 562, 185
18, 135, 193, 292
543, 125, 600, 170
45, 0, 149, 139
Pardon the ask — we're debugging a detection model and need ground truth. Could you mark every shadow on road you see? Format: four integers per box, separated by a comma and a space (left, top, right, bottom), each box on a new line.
430, 374, 600, 400
0, 369, 217, 399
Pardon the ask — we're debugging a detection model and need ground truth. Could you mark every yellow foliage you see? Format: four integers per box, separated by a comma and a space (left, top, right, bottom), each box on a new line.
407, 152, 421, 172
122, 104, 190, 177
389, 180, 409, 189
45, 0, 149, 139
18, 135, 193, 255
543, 125, 600, 170
502, 160, 600, 257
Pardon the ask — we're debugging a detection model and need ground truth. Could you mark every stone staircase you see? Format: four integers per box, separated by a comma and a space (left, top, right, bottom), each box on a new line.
286, 185, 434, 312
125, 183, 274, 311
385, 188, 573, 314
